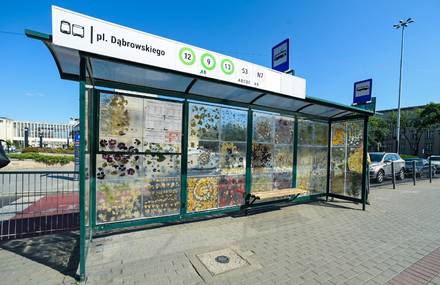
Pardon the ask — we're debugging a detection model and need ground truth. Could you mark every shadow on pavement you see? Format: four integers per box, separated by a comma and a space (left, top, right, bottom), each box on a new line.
0, 231, 79, 279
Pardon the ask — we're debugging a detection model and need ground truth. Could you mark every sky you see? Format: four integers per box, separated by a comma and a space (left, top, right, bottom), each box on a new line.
0, 0, 439, 123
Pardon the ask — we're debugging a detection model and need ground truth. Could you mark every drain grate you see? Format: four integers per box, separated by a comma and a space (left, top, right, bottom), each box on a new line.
196, 248, 248, 276
215, 255, 230, 264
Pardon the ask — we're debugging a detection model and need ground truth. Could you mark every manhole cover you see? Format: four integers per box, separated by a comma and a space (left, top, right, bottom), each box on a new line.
196, 248, 248, 276
215, 255, 230, 264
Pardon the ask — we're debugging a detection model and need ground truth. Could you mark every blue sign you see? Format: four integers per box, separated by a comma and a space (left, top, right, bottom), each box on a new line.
353, 79, 372, 104
272, 39, 289, 72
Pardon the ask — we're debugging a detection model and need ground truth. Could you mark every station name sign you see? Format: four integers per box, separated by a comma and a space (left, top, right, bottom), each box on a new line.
52, 6, 306, 99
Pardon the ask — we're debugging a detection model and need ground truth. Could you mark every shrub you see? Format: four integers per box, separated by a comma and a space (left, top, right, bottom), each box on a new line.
22, 147, 74, 154
8, 153, 74, 165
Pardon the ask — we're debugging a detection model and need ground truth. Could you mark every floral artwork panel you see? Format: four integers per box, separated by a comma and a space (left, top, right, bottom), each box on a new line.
253, 113, 274, 143
347, 120, 363, 147
142, 177, 180, 217
347, 146, 364, 175
220, 142, 246, 175
96, 154, 143, 180
187, 176, 219, 212
252, 143, 273, 170
252, 173, 273, 192
99, 93, 144, 152
144, 154, 181, 179
331, 123, 346, 146
96, 180, 142, 223
220, 108, 247, 142
274, 145, 293, 172
298, 120, 314, 146
188, 141, 220, 175
144, 99, 182, 153
314, 122, 329, 146
218, 175, 245, 207
189, 104, 220, 141
275, 117, 294, 144
297, 146, 327, 193
273, 172, 293, 190
345, 146, 363, 198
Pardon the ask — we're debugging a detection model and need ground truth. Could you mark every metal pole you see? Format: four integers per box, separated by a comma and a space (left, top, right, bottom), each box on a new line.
391, 161, 396, 189
429, 158, 432, 183
396, 26, 405, 154
412, 160, 416, 186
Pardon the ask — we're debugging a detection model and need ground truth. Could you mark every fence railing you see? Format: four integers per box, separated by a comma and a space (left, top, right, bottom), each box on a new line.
0, 171, 79, 240
370, 160, 439, 189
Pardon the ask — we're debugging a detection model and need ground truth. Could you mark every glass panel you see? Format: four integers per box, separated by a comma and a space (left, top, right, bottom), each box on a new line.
96, 93, 182, 223
252, 112, 295, 193
297, 119, 329, 193
91, 57, 193, 92
187, 103, 247, 212
330, 120, 364, 198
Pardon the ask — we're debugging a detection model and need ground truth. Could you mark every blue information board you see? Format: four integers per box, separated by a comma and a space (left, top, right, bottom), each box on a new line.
353, 79, 373, 104
272, 39, 289, 72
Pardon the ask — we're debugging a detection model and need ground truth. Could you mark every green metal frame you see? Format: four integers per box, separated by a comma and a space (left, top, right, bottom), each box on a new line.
292, 117, 299, 187
78, 58, 87, 281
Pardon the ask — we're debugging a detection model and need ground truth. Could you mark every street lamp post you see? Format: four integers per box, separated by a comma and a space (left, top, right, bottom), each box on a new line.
393, 18, 414, 154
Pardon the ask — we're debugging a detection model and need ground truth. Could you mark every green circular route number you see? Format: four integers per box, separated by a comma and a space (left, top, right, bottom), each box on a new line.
201, 53, 216, 71
179, 47, 196, 65
221, 59, 234, 75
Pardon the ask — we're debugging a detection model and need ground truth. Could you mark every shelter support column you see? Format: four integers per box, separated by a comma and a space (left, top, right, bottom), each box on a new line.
326, 121, 332, 202
361, 117, 369, 211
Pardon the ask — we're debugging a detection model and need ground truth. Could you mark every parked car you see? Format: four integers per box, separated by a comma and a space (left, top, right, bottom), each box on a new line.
428, 155, 440, 174
369, 152, 406, 183
404, 158, 436, 178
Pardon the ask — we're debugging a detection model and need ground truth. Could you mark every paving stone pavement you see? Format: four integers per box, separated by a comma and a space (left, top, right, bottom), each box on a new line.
1, 180, 440, 285
83, 180, 440, 285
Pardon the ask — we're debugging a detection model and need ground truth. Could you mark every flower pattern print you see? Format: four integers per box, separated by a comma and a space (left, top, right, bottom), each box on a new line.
96, 181, 142, 223
218, 175, 245, 207
187, 177, 219, 212
96, 154, 143, 180
189, 105, 220, 140
99, 94, 143, 152
275, 118, 294, 144
252, 143, 273, 170
220, 142, 246, 175
253, 113, 274, 143
220, 108, 247, 142
142, 177, 180, 217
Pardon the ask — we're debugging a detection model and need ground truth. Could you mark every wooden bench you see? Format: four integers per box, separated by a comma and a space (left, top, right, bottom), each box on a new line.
243, 188, 308, 215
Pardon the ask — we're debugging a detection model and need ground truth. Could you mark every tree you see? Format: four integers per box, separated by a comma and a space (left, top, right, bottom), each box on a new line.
396, 103, 440, 155
368, 115, 391, 151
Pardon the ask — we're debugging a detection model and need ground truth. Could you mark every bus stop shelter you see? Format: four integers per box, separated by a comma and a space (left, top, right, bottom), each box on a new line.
26, 6, 373, 281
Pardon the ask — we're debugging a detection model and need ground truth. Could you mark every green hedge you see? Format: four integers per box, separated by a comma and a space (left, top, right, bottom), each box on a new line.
8, 153, 74, 165
22, 147, 74, 154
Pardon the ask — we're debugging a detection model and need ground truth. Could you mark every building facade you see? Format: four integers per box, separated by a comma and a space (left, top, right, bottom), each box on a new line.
0, 117, 77, 148
378, 105, 440, 156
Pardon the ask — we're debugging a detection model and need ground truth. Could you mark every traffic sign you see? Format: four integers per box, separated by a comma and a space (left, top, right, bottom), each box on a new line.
272, 39, 289, 72
353, 79, 372, 104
